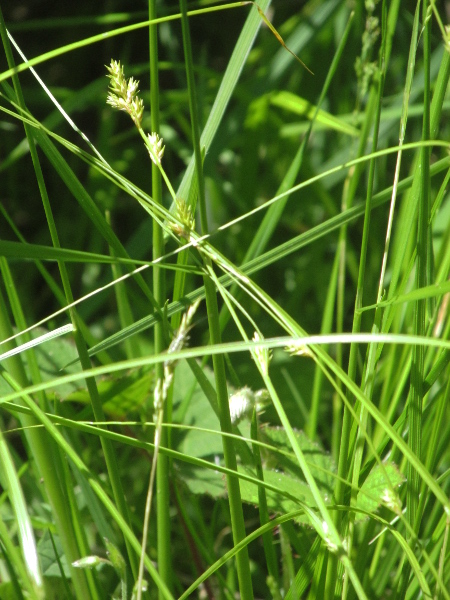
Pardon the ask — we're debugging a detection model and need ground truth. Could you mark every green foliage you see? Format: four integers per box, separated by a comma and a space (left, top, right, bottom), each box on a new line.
1, 0, 449, 599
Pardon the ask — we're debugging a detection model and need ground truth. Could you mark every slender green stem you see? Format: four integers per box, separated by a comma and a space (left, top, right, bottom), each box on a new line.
328, 3, 390, 596
0, 415, 42, 600
408, 0, 430, 532
308, 249, 340, 447
144, 2, 172, 598
335, 3, 389, 599
178, 1, 254, 597
396, 8, 435, 596
251, 410, 280, 587
0, 288, 94, 600
0, 11, 102, 600
2, 11, 141, 594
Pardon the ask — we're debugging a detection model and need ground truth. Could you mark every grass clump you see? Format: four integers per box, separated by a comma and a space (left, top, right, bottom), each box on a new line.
0, 1, 449, 599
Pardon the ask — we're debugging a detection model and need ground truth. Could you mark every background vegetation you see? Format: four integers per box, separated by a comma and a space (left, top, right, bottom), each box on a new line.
0, 0, 449, 598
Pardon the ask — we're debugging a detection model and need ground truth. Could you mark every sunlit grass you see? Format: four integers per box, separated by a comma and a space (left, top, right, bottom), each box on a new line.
0, 1, 449, 599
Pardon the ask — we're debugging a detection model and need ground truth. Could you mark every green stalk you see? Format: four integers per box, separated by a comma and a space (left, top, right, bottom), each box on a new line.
1, 10, 139, 590
408, 0, 431, 531
178, 1, 254, 598
250, 409, 280, 588
396, 5, 431, 595
145, 1, 172, 595
0, 12, 100, 600
0, 416, 42, 600
328, 3, 390, 597
308, 249, 340, 447
0, 289, 94, 600
0, 502, 31, 600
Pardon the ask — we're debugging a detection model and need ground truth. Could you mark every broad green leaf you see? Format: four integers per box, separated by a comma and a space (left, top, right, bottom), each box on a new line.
239, 467, 314, 516
177, 464, 227, 499
179, 462, 315, 523
356, 463, 405, 522
173, 360, 223, 459
261, 426, 336, 499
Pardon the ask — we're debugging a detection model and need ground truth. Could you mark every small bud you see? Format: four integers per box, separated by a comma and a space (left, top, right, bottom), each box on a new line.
229, 387, 255, 424
381, 488, 402, 515
104, 538, 126, 578
147, 132, 165, 165
72, 555, 107, 569
321, 521, 339, 554
285, 341, 312, 358
252, 331, 272, 375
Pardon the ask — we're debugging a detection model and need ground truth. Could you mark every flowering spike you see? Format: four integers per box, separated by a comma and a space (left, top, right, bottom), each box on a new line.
147, 132, 165, 165
252, 331, 272, 375
171, 197, 195, 239
106, 59, 144, 127
155, 300, 201, 411
285, 341, 312, 358
228, 386, 269, 424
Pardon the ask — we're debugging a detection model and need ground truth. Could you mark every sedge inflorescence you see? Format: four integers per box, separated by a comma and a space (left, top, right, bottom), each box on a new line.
106, 59, 144, 128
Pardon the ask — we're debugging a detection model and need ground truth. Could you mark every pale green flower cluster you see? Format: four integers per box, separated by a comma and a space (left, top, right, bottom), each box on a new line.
252, 331, 272, 375
285, 341, 312, 358
154, 300, 201, 415
228, 386, 269, 425
170, 197, 195, 239
106, 59, 177, 199
106, 59, 144, 127
147, 132, 165, 165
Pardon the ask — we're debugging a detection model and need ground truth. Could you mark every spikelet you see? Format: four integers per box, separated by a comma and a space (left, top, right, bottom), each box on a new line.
106, 59, 144, 127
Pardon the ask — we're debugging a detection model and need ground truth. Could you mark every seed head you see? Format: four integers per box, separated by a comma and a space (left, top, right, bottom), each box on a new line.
106, 59, 144, 127
147, 132, 165, 165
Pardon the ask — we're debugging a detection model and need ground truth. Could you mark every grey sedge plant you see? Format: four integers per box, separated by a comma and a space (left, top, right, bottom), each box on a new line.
106, 58, 203, 597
